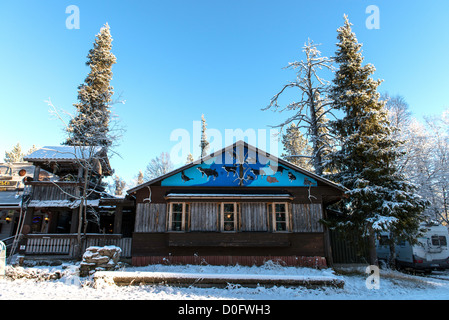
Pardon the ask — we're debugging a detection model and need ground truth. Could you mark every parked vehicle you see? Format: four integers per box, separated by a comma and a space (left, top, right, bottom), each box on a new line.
376, 224, 449, 272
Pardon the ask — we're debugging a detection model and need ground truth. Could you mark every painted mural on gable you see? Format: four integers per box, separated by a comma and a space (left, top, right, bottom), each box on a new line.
161, 146, 318, 187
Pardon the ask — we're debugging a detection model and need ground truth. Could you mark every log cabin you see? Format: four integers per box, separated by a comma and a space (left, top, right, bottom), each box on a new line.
127, 141, 346, 268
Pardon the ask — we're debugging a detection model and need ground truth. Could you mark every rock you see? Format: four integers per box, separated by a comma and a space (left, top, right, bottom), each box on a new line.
79, 245, 122, 277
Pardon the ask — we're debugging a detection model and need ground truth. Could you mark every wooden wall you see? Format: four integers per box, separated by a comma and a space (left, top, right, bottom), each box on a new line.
134, 203, 166, 232
134, 202, 323, 233
240, 203, 268, 232
132, 232, 325, 257
291, 203, 323, 232
190, 203, 218, 232
30, 182, 81, 201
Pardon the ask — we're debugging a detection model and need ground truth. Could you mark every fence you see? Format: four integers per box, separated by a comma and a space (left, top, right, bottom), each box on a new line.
329, 230, 369, 264
24, 234, 132, 258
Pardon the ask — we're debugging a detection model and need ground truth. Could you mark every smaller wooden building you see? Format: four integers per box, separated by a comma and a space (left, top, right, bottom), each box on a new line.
13, 146, 135, 258
127, 141, 346, 268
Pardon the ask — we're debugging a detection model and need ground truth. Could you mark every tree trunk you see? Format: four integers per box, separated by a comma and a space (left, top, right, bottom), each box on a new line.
368, 224, 378, 266
75, 166, 89, 259
388, 239, 397, 270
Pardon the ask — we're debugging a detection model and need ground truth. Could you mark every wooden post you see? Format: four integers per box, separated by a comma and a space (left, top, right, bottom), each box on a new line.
113, 205, 123, 234
33, 165, 41, 181
322, 205, 334, 267
77, 166, 83, 182
70, 208, 78, 233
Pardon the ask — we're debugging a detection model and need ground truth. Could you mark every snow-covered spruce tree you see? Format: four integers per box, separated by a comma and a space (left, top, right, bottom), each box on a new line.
4, 143, 38, 163
326, 16, 427, 266
137, 170, 144, 185
264, 39, 335, 176
281, 123, 313, 170
65, 23, 117, 147
186, 153, 194, 164
45, 24, 121, 258
113, 175, 127, 196
200, 114, 210, 158
4, 143, 25, 163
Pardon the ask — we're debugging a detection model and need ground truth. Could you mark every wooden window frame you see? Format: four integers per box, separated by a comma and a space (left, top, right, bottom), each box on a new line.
167, 202, 189, 232
220, 202, 238, 233
270, 202, 290, 233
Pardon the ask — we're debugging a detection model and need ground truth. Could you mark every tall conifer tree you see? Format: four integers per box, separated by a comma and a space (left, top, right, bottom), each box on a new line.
65, 23, 117, 147
327, 16, 427, 265
200, 114, 210, 158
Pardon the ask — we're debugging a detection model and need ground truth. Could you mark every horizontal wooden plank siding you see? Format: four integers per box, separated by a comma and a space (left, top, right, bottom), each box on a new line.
31, 184, 81, 201
291, 203, 323, 233
240, 202, 268, 232
168, 232, 290, 247
132, 255, 328, 269
190, 202, 218, 232
132, 232, 325, 257
135, 203, 166, 232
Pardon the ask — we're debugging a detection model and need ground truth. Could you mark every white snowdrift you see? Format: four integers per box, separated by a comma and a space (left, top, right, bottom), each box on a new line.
1, 262, 449, 300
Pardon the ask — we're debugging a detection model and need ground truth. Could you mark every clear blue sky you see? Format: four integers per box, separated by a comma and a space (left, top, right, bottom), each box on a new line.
1, 1, 448, 184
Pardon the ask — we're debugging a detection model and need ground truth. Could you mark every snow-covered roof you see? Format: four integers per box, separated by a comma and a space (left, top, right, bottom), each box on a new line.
28, 199, 100, 209
23, 146, 113, 176
24, 146, 105, 161
0, 191, 21, 207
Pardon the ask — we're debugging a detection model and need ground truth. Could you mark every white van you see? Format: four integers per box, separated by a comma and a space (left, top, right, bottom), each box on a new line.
376, 224, 449, 272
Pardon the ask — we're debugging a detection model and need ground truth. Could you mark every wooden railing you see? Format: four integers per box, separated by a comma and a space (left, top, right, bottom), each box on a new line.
24, 234, 132, 258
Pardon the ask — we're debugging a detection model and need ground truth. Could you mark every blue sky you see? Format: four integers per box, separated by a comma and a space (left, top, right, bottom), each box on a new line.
1, 1, 448, 184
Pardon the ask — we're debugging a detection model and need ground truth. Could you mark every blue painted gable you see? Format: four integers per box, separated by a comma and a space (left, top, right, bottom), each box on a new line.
161, 145, 317, 187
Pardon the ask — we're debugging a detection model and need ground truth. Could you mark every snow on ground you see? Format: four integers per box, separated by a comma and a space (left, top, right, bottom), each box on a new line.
1, 261, 449, 300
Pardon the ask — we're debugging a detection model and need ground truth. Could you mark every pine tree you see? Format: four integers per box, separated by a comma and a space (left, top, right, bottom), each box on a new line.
200, 114, 210, 158
4, 143, 25, 162
27, 145, 38, 157
113, 175, 126, 196
65, 23, 117, 147
136, 170, 144, 185
327, 16, 427, 266
186, 153, 194, 164
281, 123, 313, 171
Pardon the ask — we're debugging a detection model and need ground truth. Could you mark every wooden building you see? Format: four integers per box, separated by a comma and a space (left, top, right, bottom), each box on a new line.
14, 146, 135, 258
127, 141, 346, 268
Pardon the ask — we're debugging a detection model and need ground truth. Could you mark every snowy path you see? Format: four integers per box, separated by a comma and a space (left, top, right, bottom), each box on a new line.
1, 263, 449, 300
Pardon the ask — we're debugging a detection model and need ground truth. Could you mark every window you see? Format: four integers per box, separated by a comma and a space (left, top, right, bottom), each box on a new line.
220, 203, 237, 232
270, 203, 289, 232
168, 203, 189, 231
431, 236, 447, 247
